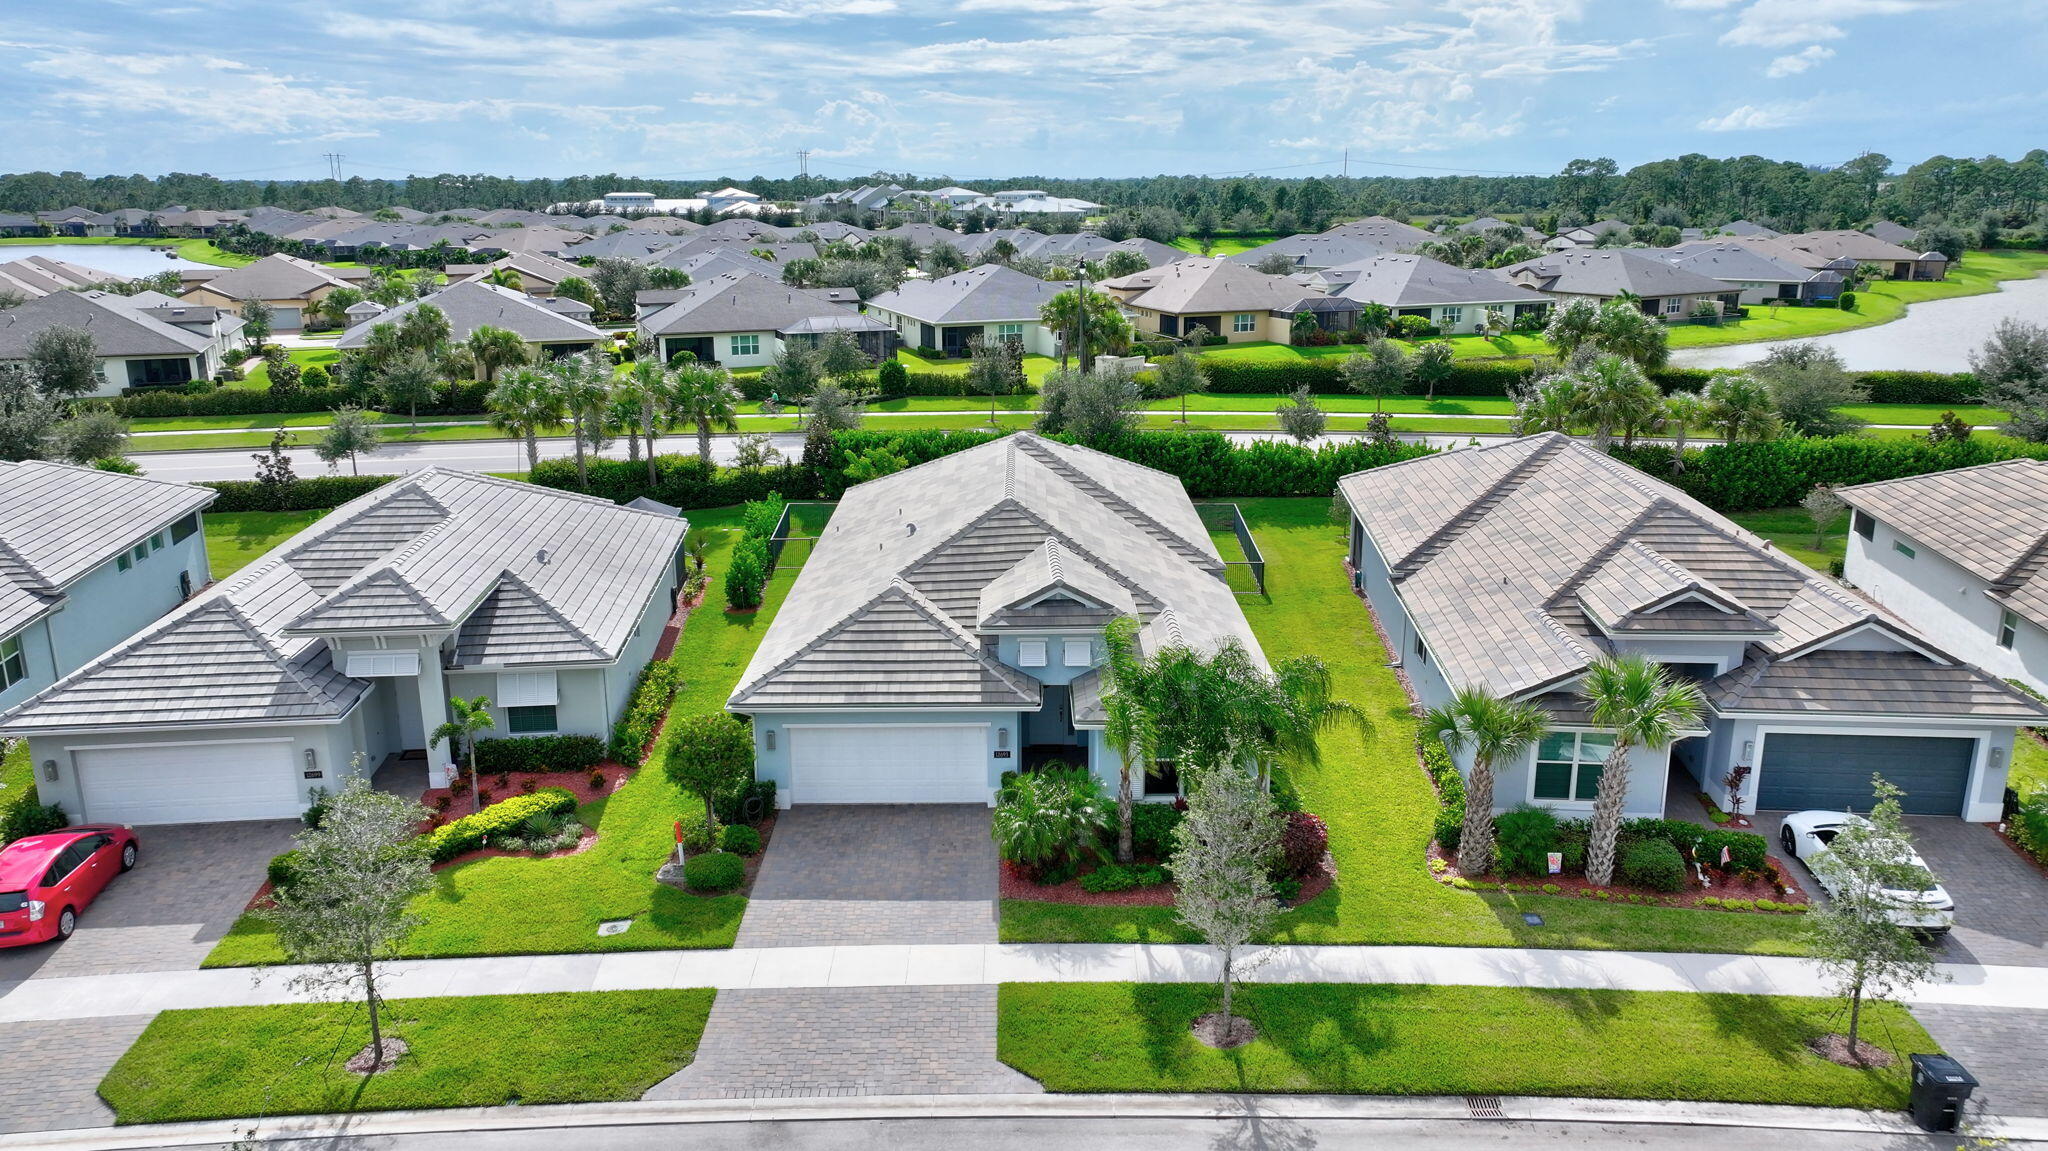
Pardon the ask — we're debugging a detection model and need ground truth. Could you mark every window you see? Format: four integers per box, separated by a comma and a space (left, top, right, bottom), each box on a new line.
2000, 610, 2020, 649
995, 323, 1024, 342
1663, 298, 1684, 315
507, 705, 558, 734
130, 544, 148, 564
728, 334, 760, 357
129, 357, 194, 387
169, 513, 198, 544
1062, 638, 1091, 667
1661, 662, 1719, 683
116, 553, 131, 572
0, 635, 23, 690
1893, 540, 1916, 559
150, 533, 165, 552
1852, 510, 1875, 540
1017, 639, 1048, 667
1144, 759, 1181, 797
1232, 313, 1257, 333
1532, 732, 1613, 802
1439, 306, 1463, 327
1412, 632, 1428, 665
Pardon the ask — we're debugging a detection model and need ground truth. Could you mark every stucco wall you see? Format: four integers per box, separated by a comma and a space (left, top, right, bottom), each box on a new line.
1845, 519, 2048, 695
26, 718, 366, 823
1693, 713, 2015, 822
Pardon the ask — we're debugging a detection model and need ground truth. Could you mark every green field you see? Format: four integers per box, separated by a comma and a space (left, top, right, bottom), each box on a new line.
202, 510, 328, 576
1727, 506, 1851, 572
0, 235, 254, 267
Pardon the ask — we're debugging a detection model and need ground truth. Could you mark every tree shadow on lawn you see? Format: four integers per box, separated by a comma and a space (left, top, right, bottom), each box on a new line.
1129, 984, 1396, 1093
1698, 990, 1847, 1072
1525, 987, 1627, 1031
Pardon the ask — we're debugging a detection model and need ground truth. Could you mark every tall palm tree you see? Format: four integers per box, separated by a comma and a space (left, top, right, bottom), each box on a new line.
431, 695, 497, 815
1593, 301, 1671, 369
606, 372, 650, 464
487, 367, 565, 473
465, 324, 529, 385
360, 321, 405, 372
1573, 354, 1661, 452
626, 359, 674, 485
1578, 654, 1704, 886
1426, 686, 1550, 877
667, 359, 742, 465
546, 353, 611, 488
1099, 616, 1156, 864
1663, 390, 1706, 472
1702, 372, 1780, 442
484, 266, 524, 292
397, 302, 450, 355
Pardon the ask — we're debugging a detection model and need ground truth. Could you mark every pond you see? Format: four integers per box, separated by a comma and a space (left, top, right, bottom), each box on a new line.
0, 243, 209, 278
1672, 272, 2048, 373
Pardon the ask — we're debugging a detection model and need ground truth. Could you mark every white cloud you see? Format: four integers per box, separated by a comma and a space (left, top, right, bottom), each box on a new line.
1720, 0, 1947, 49
1765, 44, 1834, 75
1696, 101, 1810, 131
1661, 0, 1741, 8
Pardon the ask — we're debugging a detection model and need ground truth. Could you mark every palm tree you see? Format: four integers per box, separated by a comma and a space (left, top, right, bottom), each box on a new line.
1702, 372, 1780, 442
484, 266, 524, 292
1426, 687, 1550, 877
431, 695, 497, 815
627, 359, 673, 485
396, 302, 450, 355
668, 359, 742, 465
1593, 301, 1671, 369
487, 367, 565, 472
1542, 298, 1600, 358
1512, 375, 1580, 435
1663, 389, 1706, 472
607, 371, 651, 464
465, 325, 529, 386
360, 322, 405, 372
1573, 354, 1661, 452
546, 353, 610, 488
1099, 616, 1156, 864
1578, 654, 1704, 886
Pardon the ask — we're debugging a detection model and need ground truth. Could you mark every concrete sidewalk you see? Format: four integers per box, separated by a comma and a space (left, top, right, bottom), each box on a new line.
4, 942, 2042, 1023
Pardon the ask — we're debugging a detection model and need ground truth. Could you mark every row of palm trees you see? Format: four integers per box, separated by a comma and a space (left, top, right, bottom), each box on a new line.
1513, 355, 1779, 457
484, 350, 743, 485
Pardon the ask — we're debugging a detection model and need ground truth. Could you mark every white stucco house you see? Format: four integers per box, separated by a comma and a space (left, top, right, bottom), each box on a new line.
0, 290, 243, 394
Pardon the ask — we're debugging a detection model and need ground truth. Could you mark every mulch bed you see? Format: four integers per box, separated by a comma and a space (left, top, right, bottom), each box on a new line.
1426, 841, 1809, 911
999, 851, 1336, 909
1192, 1012, 1258, 1050
1807, 1033, 1895, 1069
346, 1037, 410, 1075
658, 812, 779, 898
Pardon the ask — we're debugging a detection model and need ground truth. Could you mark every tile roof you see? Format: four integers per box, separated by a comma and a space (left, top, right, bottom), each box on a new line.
1706, 650, 2047, 720
0, 461, 215, 639
181, 254, 351, 302
866, 264, 1072, 324
0, 290, 219, 359
1102, 256, 1306, 315
1655, 242, 1817, 284
1839, 459, 2048, 628
334, 281, 606, 348
1499, 250, 1733, 299
1226, 233, 1413, 270
637, 272, 852, 336
1324, 254, 1550, 308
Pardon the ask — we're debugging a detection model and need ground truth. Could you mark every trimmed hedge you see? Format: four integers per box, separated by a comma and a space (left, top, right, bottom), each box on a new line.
608, 660, 684, 767
425, 787, 579, 863
199, 475, 395, 512
473, 734, 606, 773
1610, 437, 2048, 513
1420, 733, 1465, 853
1190, 358, 1977, 405
104, 379, 491, 418
683, 850, 745, 893
0, 787, 67, 846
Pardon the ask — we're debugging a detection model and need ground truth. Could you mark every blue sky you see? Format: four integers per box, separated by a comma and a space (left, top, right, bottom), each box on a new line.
3, 0, 2042, 182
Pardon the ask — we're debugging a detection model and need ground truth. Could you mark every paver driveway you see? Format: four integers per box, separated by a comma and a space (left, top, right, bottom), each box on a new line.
0, 820, 293, 982
736, 805, 998, 948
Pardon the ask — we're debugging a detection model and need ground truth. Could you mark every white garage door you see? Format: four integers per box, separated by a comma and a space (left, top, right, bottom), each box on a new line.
76, 742, 302, 825
271, 306, 303, 331
789, 724, 989, 804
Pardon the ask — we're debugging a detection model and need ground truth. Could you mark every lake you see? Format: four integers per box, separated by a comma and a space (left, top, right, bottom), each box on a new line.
1672, 272, 2048, 373
0, 243, 209, 278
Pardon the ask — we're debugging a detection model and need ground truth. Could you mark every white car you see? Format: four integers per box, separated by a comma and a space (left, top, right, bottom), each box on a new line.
1779, 810, 1955, 935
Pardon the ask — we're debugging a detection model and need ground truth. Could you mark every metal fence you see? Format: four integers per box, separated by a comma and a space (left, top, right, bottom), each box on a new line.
765, 500, 833, 575
1198, 502, 1266, 595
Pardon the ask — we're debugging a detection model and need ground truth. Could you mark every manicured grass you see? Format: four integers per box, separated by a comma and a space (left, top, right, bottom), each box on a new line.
99, 990, 714, 1123
236, 346, 344, 392
2012, 732, 2048, 795
998, 983, 1927, 1108
0, 235, 254, 267
1170, 235, 1280, 257
897, 348, 1061, 383
1839, 403, 2006, 426
0, 741, 33, 838
203, 510, 327, 577
131, 411, 485, 433
204, 505, 801, 965
1728, 506, 1849, 573
1000, 498, 1815, 955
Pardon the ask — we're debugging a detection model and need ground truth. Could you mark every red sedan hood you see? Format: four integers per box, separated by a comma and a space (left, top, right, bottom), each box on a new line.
0, 834, 68, 888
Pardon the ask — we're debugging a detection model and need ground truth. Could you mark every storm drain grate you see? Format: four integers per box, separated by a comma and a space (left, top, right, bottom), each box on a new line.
1465, 1095, 1505, 1119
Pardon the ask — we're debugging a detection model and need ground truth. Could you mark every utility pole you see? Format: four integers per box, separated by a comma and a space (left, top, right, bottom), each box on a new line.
1343, 148, 1348, 180
1076, 262, 1090, 375
796, 149, 811, 188
323, 153, 345, 181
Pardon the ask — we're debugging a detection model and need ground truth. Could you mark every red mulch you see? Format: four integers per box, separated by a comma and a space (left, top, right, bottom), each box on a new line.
1000, 852, 1336, 909
1426, 841, 1809, 911
650, 585, 705, 662
664, 812, 779, 897
420, 764, 630, 870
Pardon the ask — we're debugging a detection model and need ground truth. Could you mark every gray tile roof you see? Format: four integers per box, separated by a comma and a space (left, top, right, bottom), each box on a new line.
0, 290, 216, 359
182, 254, 351, 302
1716, 220, 1781, 238
1103, 256, 1305, 315
571, 230, 687, 261
1226, 234, 1409, 270
334, 281, 606, 348
1325, 254, 1550, 308
976, 538, 1136, 630
1866, 220, 1920, 246
729, 433, 1259, 712
1338, 434, 2047, 723
1778, 230, 1925, 265
1838, 459, 2048, 629
1499, 250, 1732, 299
866, 264, 1071, 324
450, 252, 585, 289
0, 470, 688, 735
1654, 242, 1816, 285
0, 461, 215, 639
1706, 650, 2047, 720
638, 272, 853, 337
1320, 216, 1436, 248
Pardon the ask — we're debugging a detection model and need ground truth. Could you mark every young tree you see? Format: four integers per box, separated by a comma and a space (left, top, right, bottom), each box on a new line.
1151, 346, 1208, 424
375, 350, 441, 434
464, 324, 529, 385
1578, 654, 1703, 886
1702, 372, 1780, 442
1572, 353, 1662, 451
259, 777, 432, 1073
1252, 252, 1296, 276
240, 299, 274, 351
1802, 483, 1847, 549
431, 696, 496, 814
732, 432, 782, 470
0, 365, 59, 461
314, 406, 380, 475
1426, 686, 1550, 877
1172, 752, 1282, 1046
1409, 339, 1455, 401
251, 428, 297, 508
1340, 339, 1407, 413
1035, 365, 1143, 445
806, 380, 864, 433
1663, 389, 1706, 472
665, 713, 754, 835
589, 257, 652, 320
816, 330, 871, 390
1753, 345, 1868, 437
1591, 301, 1670, 369
1354, 302, 1392, 339
668, 360, 743, 464
46, 407, 130, 465
964, 335, 1025, 425
1808, 778, 1943, 1061
26, 326, 99, 398
1038, 285, 1129, 370
1970, 318, 2048, 442
554, 276, 599, 310
1274, 386, 1327, 444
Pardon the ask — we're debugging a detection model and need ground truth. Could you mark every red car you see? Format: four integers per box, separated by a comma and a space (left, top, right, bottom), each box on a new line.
0, 825, 138, 946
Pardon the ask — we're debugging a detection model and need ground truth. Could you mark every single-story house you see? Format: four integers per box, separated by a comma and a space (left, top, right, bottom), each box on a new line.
0, 469, 690, 826
152, 209, 241, 237
179, 254, 355, 332
1317, 254, 1551, 334
1866, 220, 1920, 247
1716, 220, 1781, 239
660, 237, 819, 267
1499, 250, 1735, 320
1776, 230, 1947, 281
1837, 460, 2048, 697
636, 272, 871, 368
335, 281, 606, 359
37, 208, 108, 237
1653, 242, 1839, 305
0, 462, 214, 719
1320, 216, 1437, 249
1099, 256, 1311, 344
728, 432, 1263, 805
0, 213, 43, 238
1226, 233, 1409, 272
0, 255, 126, 299
863, 264, 1071, 357
445, 252, 587, 296
1545, 219, 1633, 249
0, 290, 242, 394
1339, 434, 2047, 821
570, 230, 688, 262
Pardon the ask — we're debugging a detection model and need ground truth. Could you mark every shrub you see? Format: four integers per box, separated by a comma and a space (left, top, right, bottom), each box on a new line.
199, 475, 394, 512
266, 849, 304, 893
1554, 818, 1590, 873
423, 788, 579, 863
740, 491, 786, 542
1493, 805, 1558, 877
1276, 810, 1328, 878
1, 786, 67, 845
301, 788, 331, 829
1696, 828, 1769, 872
1620, 839, 1687, 892
1609, 436, 2048, 513
723, 536, 768, 610
683, 850, 745, 893
673, 811, 716, 852
875, 359, 909, 396
608, 660, 684, 767
715, 780, 778, 826
1838, 291, 1857, 311
1081, 862, 1170, 893
720, 824, 762, 855
993, 766, 1111, 884
1130, 803, 1184, 860
2012, 786, 2048, 866
1418, 733, 1465, 853
1389, 315, 1439, 340
473, 734, 605, 773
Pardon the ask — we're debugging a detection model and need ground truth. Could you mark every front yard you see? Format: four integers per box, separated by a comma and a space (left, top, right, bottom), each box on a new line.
998, 982, 1927, 1107
1000, 498, 1816, 955
99, 989, 713, 1123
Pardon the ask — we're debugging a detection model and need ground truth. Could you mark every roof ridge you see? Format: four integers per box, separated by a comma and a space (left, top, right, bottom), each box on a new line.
483, 568, 607, 659
1013, 435, 1219, 570
211, 599, 347, 708
1394, 433, 1568, 578
0, 535, 56, 594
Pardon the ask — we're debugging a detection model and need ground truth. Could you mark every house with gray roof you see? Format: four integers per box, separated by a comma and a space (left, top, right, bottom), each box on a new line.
0, 290, 242, 394
1499, 250, 1735, 319
571, 229, 688, 262
729, 432, 1263, 805
1545, 219, 1633, 249
1316, 253, 1551, 334
864, 264, 1071, 357
1866, 220, 1920, 247
1838, 460, 2048, 697
0, 462, 215, 724
1715, 220, 1781, 239
1339, 434, 2046, 821
0, 469, 689, 826
1777, 230, 1946, 280
444, 252, 586, 296
335, 281, 605, 358
1652, 242, 1840, 305
0, 255, 127, 299
1099, 256, 1315, 344
1320, 216, 1438, 249
1226, 233, 1410, 272
179, 253, 355, 332
636, 272, 872, 368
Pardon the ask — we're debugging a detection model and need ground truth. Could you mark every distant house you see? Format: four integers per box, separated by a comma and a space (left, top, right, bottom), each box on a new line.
1653, 242, 1840, 305
1838, 461, 2048, 696
0, 462, 215, 719
179, 253, 355, 332
36, 208, 108, 237
1321, 216, 1437, 249
1545, 219, 1633, 249
1225, 233, 1409, 272
1099, 256, 1313, 344
1866, 220, 1920, 247
1315, 254, 1550, 334
636, 272, 879, 367
1715, 220, 1781, 239
1774, 231, 1947, 280
335, 281, 606, 359
0, 290, 242, 394
864, 264, 1072, 357
444, 252, 587, 296
0, 255, 127, 299
0, 213, 42, 238
150, 208, 241, 237
1499, 250, 1735, 319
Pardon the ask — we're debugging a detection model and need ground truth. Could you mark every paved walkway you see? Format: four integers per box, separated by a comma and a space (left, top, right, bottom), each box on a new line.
0, 1016, 152, 1135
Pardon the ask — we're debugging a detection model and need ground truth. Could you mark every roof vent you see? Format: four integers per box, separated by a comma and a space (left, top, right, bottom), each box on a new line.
535, 547, 550, 564
906, 522, 917, 536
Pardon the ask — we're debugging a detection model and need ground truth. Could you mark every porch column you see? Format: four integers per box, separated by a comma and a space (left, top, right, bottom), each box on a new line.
414, 640, 451, 766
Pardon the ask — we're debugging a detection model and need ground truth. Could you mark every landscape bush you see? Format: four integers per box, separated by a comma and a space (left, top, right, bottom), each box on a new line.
0, 788, 66, 846
1276, 810, 1329, 878
719, 824, 761, 855
1696, 828, 1769, 873
265, 849, 303, 894
1130, 803, 1184, 861
473, 734, 605, 773
713, 780, 777, 826
199, 475, 394, 512
1610, 437, 2048, 512
1493, 805, 1558, 877
1418, 733, 1465, 853
424, 788, 579, 863
683, 850, 745, 893
1080, 862, 1170, 893
608, 660, 684, 767
1620, 839, 1688, 892
723, 536, 769, 609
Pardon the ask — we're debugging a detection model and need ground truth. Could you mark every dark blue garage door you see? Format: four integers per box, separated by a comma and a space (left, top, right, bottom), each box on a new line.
1755, 733, 1975, 815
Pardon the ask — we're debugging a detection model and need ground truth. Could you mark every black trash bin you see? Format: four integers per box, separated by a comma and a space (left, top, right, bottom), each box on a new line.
1908, 1053, 1978, 1133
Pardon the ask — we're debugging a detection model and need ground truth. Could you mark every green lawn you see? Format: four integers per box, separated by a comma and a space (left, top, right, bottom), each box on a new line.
99, 990, 713, 1123
1000, 498, 1815, 955
2013, 731, 2048, 794
897, 348, 1062, 383
203, 510, 328, 577
0, 235, 255, 267
1170, 235, 1280, 257
0, 741, 33, 840
1728, 506, 1849, 572
204, 504, 802, 965
237, 346, 344, 392
998, 983, 1927, 1108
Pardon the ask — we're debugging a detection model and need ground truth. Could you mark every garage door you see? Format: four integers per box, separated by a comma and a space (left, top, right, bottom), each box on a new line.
271, 306, 302, 331
1756, 733, 1975, 815
789, 725, 989, 804
76, 742, 302, 825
